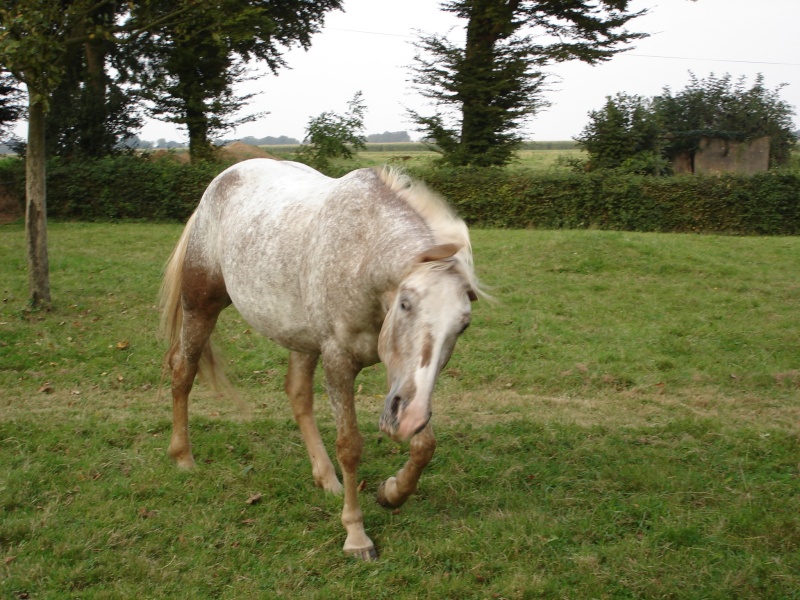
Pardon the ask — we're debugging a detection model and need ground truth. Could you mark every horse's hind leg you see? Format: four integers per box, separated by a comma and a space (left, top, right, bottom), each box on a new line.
377, 423, 436, 509
168, 281, 229, 469
286, 351, 343, 494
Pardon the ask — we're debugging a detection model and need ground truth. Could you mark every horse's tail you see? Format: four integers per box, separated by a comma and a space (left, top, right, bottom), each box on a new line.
158, 212, 233, 395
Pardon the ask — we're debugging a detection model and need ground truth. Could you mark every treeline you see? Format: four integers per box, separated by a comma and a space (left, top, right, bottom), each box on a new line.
1, 155, 798, 235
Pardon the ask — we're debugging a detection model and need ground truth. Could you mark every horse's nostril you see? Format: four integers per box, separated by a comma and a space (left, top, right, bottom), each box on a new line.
390, 395, 402, 415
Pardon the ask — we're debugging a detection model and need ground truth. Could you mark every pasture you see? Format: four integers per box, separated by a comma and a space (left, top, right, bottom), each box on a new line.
260, 141, 584, 172
1, 222, 799, 598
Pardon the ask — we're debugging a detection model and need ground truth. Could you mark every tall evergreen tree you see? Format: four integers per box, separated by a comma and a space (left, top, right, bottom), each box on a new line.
410, 0, 647, 167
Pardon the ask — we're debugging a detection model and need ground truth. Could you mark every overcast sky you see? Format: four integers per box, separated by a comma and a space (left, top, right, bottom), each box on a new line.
135, 0, 800, 142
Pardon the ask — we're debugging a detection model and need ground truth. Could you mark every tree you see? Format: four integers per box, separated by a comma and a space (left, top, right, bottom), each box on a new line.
657, 73, 797, 168
296, 92, 367, 171
44, 2, 143, 160
576, 93, 667, 174
0, 0, 195, 307
138, 0, 343, 162
577, 73, 798, 173
410, 0, 647, 167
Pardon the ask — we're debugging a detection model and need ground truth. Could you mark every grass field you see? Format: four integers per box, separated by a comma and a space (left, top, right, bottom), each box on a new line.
260, 142, 584, 173
1, 223, 799, 598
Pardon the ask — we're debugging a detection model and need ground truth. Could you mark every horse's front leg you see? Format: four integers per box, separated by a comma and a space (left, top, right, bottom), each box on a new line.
377, 423, 436, 509
323, 347, 377, 561
286, 351, 342, 494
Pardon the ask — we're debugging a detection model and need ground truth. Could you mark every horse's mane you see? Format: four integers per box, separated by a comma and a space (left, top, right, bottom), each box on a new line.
376, 166, 485, 299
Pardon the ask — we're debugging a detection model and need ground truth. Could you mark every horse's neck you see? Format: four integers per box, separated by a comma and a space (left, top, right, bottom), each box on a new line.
362, 211, 434, 296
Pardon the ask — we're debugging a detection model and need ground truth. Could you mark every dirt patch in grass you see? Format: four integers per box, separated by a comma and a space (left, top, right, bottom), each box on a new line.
0, 183, 21, 224
3, 385, 797, 437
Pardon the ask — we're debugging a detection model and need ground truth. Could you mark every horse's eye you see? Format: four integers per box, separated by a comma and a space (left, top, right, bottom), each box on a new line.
399, 299, 411, 312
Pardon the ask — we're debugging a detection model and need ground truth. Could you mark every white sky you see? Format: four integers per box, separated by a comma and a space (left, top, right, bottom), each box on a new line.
77, 0, 800, 142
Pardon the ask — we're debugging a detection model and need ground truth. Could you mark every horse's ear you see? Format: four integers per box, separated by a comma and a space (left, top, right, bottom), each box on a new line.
467, 289, 478, 302
415, 243, 461, 263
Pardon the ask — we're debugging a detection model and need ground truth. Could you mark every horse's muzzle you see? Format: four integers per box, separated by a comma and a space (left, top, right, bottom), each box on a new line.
379, 389, 431, 442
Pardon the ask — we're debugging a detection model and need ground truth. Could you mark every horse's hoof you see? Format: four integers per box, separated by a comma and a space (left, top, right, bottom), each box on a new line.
169, 450, 196, 470
345, 545, 378, 561
376, 478, 405, 509
316, 477, 343, 495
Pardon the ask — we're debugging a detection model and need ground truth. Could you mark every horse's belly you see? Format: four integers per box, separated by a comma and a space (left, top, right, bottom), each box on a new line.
226, 280, 318, 353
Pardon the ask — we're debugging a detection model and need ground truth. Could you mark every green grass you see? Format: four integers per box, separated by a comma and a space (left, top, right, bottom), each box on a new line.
2, 223, 800, 598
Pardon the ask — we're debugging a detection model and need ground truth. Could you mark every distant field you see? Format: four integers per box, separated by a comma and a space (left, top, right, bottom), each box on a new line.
261, 141, 585, 172
1, 223, 798, 598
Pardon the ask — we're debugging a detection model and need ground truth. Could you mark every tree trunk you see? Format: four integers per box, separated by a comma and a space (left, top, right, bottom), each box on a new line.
459, 0, 508, 165
25, 92, 51, 308
83, 38, 110, 157
187, 104, 215, 163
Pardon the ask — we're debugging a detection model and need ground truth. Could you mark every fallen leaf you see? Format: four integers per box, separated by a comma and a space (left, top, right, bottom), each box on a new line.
245, 493, 263, 505
241, 519, 256, 525
4, 556, 16, 564
38, 383, 53, 394
357, 480, 367, 493
116, 340, 130, 350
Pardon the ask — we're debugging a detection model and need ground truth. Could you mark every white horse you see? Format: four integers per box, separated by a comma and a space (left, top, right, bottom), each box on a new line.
159, 159, 480, 560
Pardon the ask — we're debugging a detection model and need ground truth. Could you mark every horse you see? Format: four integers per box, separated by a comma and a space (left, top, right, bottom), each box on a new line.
159, 159, 481, 560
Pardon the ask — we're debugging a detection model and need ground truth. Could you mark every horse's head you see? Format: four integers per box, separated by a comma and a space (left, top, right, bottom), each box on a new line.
378, 244, 478, 442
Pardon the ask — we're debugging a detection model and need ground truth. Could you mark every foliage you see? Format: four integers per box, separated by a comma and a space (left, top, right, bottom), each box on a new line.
295, 92, 367, 172
578, 73, 798, 171
410, 0, 647, 167
1, 224, 800, 597
658, 72, 797, 166
137, 0, 343, 162
0, 153, 219, 221
0, 0, 205, 306
43, 9, 143, 159
575, 93, 667, 175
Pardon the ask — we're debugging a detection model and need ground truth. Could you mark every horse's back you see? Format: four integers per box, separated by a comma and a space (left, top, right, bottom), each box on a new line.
183, 160, 331, 349
183, 160, 408, 355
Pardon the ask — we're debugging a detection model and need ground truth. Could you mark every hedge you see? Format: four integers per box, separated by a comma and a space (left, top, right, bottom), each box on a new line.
1, 155, 799, 235
0, 154, 220, 222
413, 167, 800, 235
